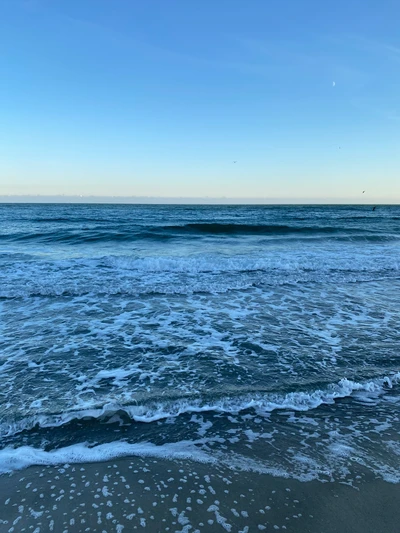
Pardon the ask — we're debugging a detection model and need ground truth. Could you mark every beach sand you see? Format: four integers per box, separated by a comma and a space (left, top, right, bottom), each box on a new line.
1, 456, 399, 533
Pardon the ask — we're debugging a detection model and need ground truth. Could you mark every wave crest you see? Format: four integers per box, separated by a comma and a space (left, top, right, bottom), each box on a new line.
1, 373, 399, 440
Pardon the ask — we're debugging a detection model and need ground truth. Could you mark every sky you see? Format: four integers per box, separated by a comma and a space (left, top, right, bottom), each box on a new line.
1, 0, 400, 202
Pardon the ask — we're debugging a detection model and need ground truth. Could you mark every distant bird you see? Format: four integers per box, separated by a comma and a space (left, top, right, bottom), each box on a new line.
362, 191, 365, 193
233, 161, 237, 163
372, 206, 376, 211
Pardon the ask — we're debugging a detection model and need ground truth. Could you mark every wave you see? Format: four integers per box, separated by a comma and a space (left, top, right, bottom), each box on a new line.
0, 230, 162, 244
1, 222, 394, 244
1, 434, 398, 483
1, 374, 399, 440
0, 439, 215, 475
0, 438, 304, 479
164, 223, 356, 235
1, 250, 399, 298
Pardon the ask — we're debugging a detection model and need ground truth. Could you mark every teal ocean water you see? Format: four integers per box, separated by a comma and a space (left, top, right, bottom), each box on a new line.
1, 204, 399, 482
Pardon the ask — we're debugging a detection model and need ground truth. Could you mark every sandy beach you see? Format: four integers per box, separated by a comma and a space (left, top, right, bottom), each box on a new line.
1, 456, 399, 533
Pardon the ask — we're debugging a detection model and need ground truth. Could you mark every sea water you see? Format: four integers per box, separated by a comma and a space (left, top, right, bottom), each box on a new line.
0, 203, 399, 483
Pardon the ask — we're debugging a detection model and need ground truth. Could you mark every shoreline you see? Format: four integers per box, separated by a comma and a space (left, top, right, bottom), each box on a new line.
1, 456, 399, 533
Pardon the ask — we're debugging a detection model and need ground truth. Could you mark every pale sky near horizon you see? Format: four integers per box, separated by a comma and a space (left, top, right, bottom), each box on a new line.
1, 0, 400, 202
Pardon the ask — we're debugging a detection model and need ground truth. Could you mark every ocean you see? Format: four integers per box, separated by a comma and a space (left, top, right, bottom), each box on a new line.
1, 203, 400, 531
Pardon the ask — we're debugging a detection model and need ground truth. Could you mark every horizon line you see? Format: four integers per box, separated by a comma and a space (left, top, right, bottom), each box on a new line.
0, 194, 398, 205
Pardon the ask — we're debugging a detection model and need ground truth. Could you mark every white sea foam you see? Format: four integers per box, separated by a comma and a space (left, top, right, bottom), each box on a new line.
1, 247, 399, 297
1, 373, 399, 439
1, 411, 399, 482
0, 440, 215, 475
0, 438, 356, 481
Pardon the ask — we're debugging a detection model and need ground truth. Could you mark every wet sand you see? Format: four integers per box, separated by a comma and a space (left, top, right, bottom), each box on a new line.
1, 457, 399, 533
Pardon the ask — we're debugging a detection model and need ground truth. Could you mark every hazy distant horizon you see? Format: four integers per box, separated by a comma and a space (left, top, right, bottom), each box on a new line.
0, 195, 396, 205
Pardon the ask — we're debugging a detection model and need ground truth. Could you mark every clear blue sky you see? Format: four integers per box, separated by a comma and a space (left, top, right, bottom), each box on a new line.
1, 0, 399, 201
